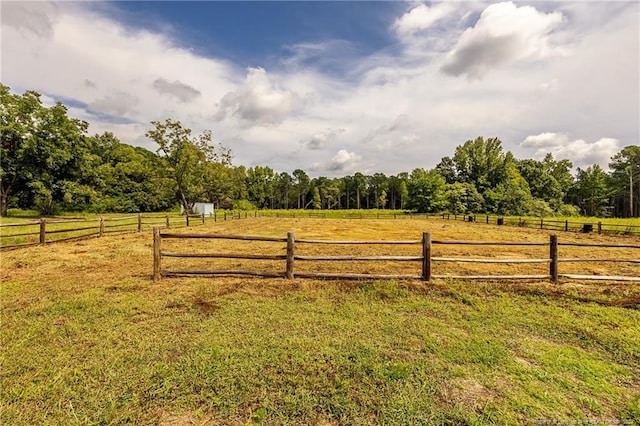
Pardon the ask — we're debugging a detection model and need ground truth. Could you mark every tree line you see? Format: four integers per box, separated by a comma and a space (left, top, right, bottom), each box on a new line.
1, 84, 638, 218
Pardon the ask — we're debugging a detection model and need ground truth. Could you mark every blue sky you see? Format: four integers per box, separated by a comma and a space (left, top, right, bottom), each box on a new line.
104, 1, 403, 70
2, 1, 638, 176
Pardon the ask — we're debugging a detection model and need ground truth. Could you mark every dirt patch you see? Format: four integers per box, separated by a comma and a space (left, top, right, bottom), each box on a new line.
157, 411, 214, 426
446, 377, 495, 411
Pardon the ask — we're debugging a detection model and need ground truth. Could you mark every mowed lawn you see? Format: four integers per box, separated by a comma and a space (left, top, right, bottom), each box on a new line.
1, 218, 639, 425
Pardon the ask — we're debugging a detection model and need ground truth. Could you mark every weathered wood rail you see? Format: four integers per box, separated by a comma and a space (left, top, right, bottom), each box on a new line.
0, 213, 211, 250
153, 231, 640, 283
251, 210, 640, 237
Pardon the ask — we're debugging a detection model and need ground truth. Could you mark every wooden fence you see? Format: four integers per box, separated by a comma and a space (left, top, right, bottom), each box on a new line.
0, 212, 219, 250
152, 230, 640, 283
252, 210, 640, 236
442, 213, 640, 236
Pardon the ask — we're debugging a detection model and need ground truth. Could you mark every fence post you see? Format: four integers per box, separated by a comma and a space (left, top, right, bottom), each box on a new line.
224, 212, 227, 221
137, 213, 142, 232
166, 214, 170, 228
201, 212, 205, 224
564, 220, 569, 232
540, 218, 544, 230
486, 215, 489, 224
422, 232, 431, 282
286, 231, 295, 279
186, 214, 190, 227
99, 217, 105, 237
39, 218, 46, 245
597, 221, 602, 234
549, 235, 558, 284
153, 227, 161, 281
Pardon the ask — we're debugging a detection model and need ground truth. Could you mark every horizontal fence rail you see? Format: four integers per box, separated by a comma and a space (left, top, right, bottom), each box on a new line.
249, 210, 640, 237
0, 212, 225, 250
153, 231, 640, 283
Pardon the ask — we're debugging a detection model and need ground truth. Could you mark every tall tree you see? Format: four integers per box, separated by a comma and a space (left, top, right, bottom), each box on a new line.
406, 168, 446, 213
0, 84, 93, 215
90, 132, 174, 212
571, 165, 611, 217
353, 172, 367, 209
609, 145, 640, 217
145, 119, 231, 213
453, 136, 507, 193
292, 169, 310, 209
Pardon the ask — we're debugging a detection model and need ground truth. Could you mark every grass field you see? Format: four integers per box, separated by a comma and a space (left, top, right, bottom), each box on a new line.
1, 217, 639, 424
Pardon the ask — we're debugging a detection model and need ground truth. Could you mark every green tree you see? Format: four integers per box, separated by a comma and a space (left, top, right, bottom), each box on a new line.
609, 145, 640, 217
571, 165, 611, 217
444, 182, 483, 214
406, 168, 446, 213
453, 136, 507, 193
353, 172, 367, 209
292, 169, 310, 209
90, 132, 174, 212
0, 84, 94, 215
483, 158, 532, 215
146, 119, 231, 213
312, 186, 321, 209
246, 166, 275, 209
435, 156, 457, 184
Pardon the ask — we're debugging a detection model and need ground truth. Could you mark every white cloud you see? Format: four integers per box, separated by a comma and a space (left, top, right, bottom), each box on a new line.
302, 128, 345, 150
1, 1, 636, 177
521, 133, 620, 169
1, 0, 59, 38
89, 92, 138, 116
152, 78, 201, 103
442, 1, 565, 78
214, 67, 298, 126
310, 149, 364, 173
393, 2, 456, 36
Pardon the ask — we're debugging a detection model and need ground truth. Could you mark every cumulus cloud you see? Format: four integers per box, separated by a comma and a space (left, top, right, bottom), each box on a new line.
1, 1, 58, 38
152, 78, 201, 103
310, 149, 363, 173
442, 1, 565, 78
521, 132, 620, 169
394, 2, 456, 36
361, 114, 416, 151
89, 92, 138, 116
303, 128, 345, 150
215, 67, 297, 126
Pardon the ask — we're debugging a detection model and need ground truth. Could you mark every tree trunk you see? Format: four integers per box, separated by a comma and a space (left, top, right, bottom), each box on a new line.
0, 191, 7, 217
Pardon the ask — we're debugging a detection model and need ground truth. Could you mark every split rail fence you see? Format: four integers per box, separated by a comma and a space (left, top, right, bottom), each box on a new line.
0, 213, 221, 250
253, 210, 640, 236
153, 230, 640, 283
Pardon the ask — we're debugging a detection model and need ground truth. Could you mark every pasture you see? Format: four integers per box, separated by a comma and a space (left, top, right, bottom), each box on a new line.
1, 217, 639, 424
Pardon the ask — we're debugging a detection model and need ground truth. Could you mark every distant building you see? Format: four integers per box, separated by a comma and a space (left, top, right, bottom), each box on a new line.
180, 203, 215, 216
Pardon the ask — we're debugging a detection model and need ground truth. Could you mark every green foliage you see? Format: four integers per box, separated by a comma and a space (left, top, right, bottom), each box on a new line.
453, 136, 507, 193
524, 199, 554, 218
571, 165, 611, 217
406, 168, 446, 213
557, 203, 581, 217
444, 182, 483, 214
0, 83, 94, 215
146, 119, 232, 213
312, 186, 321, 209
232, 199, 256, 210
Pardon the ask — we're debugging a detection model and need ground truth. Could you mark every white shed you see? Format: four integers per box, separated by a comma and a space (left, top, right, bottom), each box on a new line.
181, 203, 215, 216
